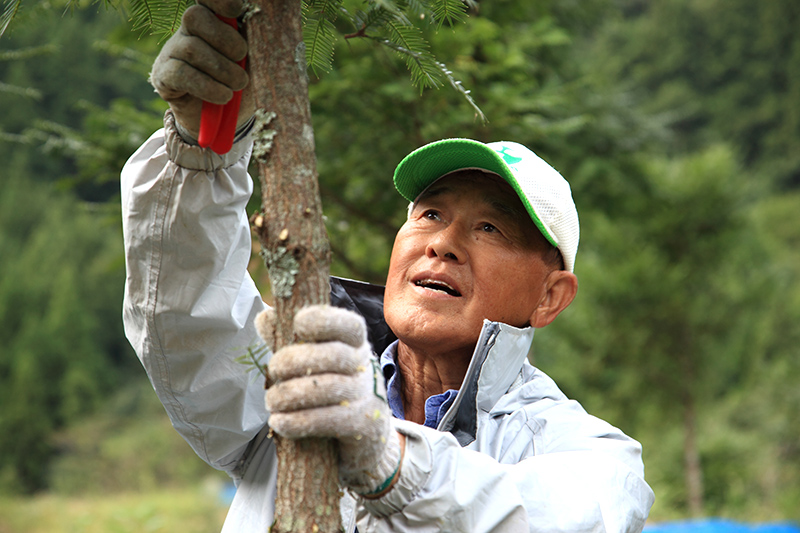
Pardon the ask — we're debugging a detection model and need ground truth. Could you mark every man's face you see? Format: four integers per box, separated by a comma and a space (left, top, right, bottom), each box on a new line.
383, 170, 558, 357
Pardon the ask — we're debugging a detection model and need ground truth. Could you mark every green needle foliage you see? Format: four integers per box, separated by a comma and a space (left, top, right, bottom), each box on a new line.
0, 0, 23, 37
302, 0, 340, 75
128, 0, 191, 38
234, 343, 271, 382
123, 0, 485, 118
2, 0, 484, 116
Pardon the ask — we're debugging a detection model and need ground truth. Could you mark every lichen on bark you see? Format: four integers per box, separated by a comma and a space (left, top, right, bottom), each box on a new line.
252, 109, 278, 164
261, 247, 299, 299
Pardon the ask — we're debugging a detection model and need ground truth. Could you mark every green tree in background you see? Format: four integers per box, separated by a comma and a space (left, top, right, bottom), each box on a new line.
593, 0, 800, 189
537, 144, 800, 519
564, 0, 800, 517
0, 174, 132, 493
0, 4, 160, 201
1, 6, 160, 494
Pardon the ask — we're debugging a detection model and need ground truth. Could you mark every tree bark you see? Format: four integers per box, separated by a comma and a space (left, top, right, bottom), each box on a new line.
680, 352, 704, 517
682, 391, 704, 517
245, 1, 342, 531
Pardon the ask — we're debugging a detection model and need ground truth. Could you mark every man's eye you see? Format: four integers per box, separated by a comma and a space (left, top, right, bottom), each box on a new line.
481, 223, 497, 233
424, 210, 441, 221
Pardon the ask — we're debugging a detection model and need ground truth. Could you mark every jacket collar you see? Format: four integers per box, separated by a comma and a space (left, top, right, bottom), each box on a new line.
437, 320, 535, 445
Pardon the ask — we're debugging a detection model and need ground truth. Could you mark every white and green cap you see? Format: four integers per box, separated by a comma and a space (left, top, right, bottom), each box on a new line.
393, 138, 580, 272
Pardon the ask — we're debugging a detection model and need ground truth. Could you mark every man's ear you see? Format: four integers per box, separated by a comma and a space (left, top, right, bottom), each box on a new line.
530, 271, 578, 329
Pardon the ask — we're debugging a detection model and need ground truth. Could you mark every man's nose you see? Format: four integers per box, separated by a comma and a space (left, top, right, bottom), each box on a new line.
425, 224, 465, 262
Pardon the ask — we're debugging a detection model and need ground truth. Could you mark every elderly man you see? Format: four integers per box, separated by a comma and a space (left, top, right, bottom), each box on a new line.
122, 2, 654, 531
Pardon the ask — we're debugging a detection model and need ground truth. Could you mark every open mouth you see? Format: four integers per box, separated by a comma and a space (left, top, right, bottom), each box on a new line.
414, 279, 462, 297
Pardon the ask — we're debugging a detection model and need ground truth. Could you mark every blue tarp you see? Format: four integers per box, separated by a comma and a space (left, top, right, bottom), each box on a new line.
220, 482, 237, 505
645, 519, 800, 533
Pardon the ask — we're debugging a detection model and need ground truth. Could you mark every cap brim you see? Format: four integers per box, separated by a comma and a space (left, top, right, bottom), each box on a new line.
394, 139, 509, 200
393, 138, 556, 248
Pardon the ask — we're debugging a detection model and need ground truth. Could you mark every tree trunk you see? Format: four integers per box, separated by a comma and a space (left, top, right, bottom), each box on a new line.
683, 394, 704, 517
681, 368, 704, 517
245, 1, 342, 531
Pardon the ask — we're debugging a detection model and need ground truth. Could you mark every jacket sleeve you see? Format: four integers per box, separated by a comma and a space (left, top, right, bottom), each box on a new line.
358, 409, 654, 533
121, 111, 270, 477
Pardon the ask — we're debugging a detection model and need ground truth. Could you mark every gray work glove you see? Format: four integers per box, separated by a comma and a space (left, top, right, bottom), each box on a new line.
256, 306, 403, 496
149, 0, 254, 140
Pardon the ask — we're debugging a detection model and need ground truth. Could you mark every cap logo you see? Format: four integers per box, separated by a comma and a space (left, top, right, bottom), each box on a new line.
497, 145, 523, 166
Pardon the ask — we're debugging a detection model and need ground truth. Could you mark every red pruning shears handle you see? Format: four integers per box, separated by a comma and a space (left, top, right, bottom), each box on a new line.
198, 15, 246, 154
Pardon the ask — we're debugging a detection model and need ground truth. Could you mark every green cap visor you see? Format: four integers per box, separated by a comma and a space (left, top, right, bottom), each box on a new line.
393, 138, 556, 248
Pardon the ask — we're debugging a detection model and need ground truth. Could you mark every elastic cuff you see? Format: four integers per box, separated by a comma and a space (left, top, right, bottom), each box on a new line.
358, 420, 432, 517
360, 461, 400, 497
233, 115, 255, 143
163, 110, 252, 171
173, 114, 255, 147
173, 118, 199, 145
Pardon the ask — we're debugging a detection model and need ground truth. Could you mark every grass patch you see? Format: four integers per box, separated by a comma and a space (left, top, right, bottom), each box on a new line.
0, 485, 228, 533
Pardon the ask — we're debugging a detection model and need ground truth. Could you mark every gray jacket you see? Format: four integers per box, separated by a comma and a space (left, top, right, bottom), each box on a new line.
121, 112, 654, 532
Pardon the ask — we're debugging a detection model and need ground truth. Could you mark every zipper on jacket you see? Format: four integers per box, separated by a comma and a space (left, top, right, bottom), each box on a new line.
436, 322, 500, 441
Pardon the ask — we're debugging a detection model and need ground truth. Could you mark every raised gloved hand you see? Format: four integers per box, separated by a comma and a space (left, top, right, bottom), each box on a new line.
149, 0, 254, 141
256, 305, 403, 496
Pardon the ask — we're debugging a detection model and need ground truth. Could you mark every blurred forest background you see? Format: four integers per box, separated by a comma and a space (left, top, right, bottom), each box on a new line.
1, 0, 799, 531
